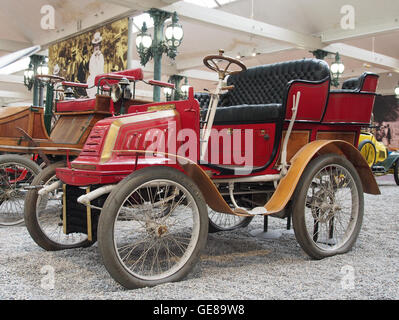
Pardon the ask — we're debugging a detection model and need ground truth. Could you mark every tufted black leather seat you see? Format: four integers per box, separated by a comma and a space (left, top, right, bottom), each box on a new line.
197, 58, 330, 125
194, 92, 212, 109
342, 77, 359, 90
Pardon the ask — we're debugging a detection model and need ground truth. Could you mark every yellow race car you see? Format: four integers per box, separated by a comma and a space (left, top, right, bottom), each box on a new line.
358, 132, 388, 167
358, 132, 399, 185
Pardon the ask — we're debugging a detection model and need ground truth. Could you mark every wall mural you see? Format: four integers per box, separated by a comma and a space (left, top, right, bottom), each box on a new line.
372, 95, 399, 150
48, 17, 128, 97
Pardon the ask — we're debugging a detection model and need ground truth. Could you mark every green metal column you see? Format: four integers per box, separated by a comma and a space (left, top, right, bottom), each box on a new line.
31, 55, 43, 106
43, 82, 54, 134
149, 9, 171, 102
169, 75, 184, 100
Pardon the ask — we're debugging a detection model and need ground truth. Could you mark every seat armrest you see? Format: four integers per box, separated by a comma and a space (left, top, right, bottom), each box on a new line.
284, 78, 330, 122
148, 80, 175, 89
62, 81, 88, 89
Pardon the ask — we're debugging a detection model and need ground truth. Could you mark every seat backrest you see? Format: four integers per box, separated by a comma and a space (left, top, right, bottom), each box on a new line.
341, 72, 379, 93
94, 68, 144, 87
342, 77, 359, 90
225, 58, 330, 106
194, 92, 211, 109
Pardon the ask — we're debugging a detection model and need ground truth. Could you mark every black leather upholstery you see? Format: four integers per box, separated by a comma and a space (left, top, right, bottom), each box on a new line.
226, 58, 330, 105
194, 92, 212, 109
213, 103, 281, 124
194, 92, 230, 109
196, 58, 330, 125
342, 77, 360, 90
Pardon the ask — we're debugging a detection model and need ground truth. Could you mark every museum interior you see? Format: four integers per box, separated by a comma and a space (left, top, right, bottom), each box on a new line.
0, 0, 398, 299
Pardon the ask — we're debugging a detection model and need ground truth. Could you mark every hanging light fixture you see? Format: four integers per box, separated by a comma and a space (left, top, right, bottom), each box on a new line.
164, 12, 184, 54
135, 9, 184, 102
330, 52, 345, 87
135, 21, 153, 66
37, 59, 49, 76
23, 63, 35, 90
23, 55, 46, 91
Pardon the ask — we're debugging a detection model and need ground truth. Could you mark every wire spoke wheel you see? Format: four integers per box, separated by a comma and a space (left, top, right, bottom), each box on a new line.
98, 167, 208, 289
0, 155, 41, 226
292, 154, 364, 259
208, 208, 253, 233
24, 162, 90, 251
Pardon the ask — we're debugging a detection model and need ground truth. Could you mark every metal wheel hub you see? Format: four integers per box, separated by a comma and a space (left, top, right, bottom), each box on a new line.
318, 204, 334, 223
146, 221, 169, 238
311, 191, 337, 223
5, 189, 19, 199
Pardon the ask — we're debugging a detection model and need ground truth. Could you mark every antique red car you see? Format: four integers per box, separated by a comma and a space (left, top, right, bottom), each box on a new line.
24, 50, 380, 289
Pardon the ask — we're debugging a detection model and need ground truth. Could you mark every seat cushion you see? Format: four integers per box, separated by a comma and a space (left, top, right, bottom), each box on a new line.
203, 104, 282, 125
56, 98, 96, 112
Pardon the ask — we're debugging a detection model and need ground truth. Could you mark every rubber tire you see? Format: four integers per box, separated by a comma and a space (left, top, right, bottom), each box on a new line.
24, 161, 92, 251
358, 140, 376, 167
292, 154, 364, 260
208, 213, 253, 233
0, 154, 41, 226
394, 159, 399, 186
98, 166, 209, 289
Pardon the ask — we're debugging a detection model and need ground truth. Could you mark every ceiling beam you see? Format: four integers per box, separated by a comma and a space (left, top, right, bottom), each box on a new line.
179, 69, 218, 81
323, 43, 399, 72
109, 0, 322, 49
0, 39, 33, 53
163, 1, 323, 50
0, 90, 30, 99
99, 0, 179, 9
341, 67, 389, 79
321, 18, 399, 43
175, 44, 294, 71
0, 74, 23, 84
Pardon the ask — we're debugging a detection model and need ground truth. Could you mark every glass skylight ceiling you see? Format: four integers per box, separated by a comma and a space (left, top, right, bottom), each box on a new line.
132, 0, 239, 32
184, 0, 238, 8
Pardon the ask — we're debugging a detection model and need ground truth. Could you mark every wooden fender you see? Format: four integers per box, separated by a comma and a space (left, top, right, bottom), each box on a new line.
264, 140, 380, 216
182, 140, 380, 217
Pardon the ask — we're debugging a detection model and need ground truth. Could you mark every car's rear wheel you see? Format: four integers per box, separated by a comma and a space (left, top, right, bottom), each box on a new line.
292, 154, 364, 259
0, 155, 41, 226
